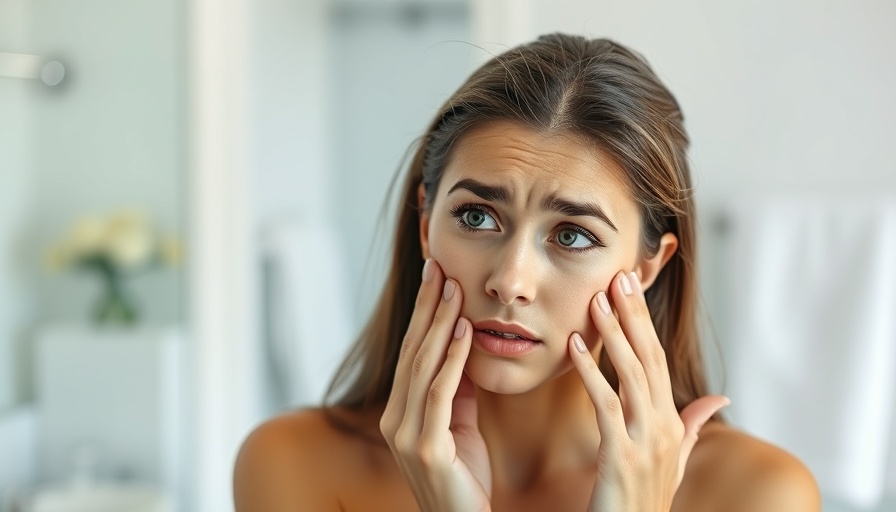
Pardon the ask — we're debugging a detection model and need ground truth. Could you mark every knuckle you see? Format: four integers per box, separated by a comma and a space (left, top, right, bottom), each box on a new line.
416, 441, 434, 465
400, 334, 416, 358
427, 381, 446, 408
671, 420, 686, 440
648, 345, 666, 371
379, 418, 392, 438
630, 363, 648, 390
651, 435, 672, 456
412, 352, 428, 376
393, 426, 415, 455
586, 357, 597, 371
605, 319, 623, 335
605, 394, 622, 415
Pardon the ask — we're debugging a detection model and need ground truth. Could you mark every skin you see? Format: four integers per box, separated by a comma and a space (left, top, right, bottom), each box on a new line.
421, 120, 659, 396
233, 121, 823, 512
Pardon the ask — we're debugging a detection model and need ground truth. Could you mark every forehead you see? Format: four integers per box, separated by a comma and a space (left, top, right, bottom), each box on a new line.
440, 120, 635, 213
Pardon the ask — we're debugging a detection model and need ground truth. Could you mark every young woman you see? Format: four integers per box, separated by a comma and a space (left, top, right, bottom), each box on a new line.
234, 34, 821, 511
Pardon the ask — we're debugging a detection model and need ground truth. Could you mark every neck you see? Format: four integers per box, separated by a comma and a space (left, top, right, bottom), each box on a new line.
476, 369, 601, 490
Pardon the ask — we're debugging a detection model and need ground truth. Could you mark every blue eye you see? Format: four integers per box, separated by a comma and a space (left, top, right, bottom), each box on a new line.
451, 205, 498, 231
553, 227, 601, 252
464, 209, 487, 227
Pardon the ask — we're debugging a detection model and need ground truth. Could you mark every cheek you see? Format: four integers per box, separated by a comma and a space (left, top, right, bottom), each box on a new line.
552, 269, 616, 338
427, 223, 475, 285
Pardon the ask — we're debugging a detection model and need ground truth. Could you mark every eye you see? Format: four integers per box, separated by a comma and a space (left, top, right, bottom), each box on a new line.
452, 205, 498, 231
553, 226, 602, 252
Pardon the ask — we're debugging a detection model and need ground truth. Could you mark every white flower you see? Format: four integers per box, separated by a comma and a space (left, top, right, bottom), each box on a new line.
44, 207, 181, 274
101, 210, 154, 268
67, 216, 106, 259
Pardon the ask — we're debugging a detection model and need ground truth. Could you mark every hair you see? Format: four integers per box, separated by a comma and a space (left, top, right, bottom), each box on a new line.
324, 33, 716, 432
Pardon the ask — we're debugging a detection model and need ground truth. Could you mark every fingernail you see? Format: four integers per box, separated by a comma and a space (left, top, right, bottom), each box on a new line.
629, 272, 642, 295
454, 318, 466, 339
619, 272, 632, 296
422, 259, 434, 282
597, 291, 611, 316
443, 279, 456, 301
572, 333, 587, 353
722, 397, 732, 407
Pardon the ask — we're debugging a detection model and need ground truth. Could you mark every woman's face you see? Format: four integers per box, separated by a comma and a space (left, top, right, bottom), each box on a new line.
421, 120, 653, 394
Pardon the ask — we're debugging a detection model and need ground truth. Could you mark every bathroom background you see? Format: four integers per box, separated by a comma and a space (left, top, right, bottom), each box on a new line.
1, 0, 894, 511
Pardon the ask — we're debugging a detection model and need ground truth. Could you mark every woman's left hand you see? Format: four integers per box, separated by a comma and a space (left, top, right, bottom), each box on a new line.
569, 271, 729, 512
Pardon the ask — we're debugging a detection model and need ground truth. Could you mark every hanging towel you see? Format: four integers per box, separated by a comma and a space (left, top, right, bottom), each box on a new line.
722, 195, 896, 509
261, 219, 356, 410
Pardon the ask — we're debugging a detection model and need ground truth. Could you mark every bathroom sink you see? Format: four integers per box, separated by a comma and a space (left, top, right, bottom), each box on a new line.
28, 484, 172, 512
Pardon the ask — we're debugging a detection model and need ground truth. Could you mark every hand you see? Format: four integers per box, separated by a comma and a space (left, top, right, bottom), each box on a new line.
569, 271, 729, 512
380, 259, 492, 512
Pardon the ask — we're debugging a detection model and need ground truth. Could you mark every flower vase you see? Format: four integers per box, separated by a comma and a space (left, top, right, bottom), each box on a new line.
90, 258, 139, 327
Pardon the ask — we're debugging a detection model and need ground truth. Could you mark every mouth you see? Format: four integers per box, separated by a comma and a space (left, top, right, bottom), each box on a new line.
472, 320, 541, 344
472, 327, 542, 358
481, 329, 534, 341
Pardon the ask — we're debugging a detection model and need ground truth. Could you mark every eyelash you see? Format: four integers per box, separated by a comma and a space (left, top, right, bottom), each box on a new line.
448, 203, 605, 253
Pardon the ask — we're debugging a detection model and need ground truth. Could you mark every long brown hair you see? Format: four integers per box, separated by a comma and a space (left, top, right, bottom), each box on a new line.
325, 33, 713, 425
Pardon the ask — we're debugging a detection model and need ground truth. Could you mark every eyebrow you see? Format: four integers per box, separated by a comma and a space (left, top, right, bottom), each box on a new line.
447, 178, 618, 233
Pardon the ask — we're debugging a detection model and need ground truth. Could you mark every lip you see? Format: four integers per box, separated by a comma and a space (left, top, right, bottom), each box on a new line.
472, 320, 541, 342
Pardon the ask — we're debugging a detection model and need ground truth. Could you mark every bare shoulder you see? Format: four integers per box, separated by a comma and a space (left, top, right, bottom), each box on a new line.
233, 407, 389, 512
675, 422, 822, 512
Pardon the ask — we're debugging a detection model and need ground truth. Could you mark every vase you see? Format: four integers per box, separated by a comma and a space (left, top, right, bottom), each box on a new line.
93, 282, 138, 326
89, 258, 139, 326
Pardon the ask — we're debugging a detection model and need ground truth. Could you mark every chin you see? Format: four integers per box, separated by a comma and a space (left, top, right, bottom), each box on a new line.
464, 349, 567, 395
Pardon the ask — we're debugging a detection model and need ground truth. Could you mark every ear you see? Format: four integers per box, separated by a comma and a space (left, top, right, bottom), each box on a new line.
418, 183, 431, 260
633, 233, 678, 292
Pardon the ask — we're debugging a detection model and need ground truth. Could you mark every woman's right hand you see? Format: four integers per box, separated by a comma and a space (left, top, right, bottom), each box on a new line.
380, 259, 492, 512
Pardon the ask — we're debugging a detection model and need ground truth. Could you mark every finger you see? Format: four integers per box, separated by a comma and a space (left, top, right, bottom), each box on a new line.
420, 318, 472, 445
676, 395, 730, 485
611, 271, 675, 410
569, 332, 627, 444
384, 259, 445, 421
590, 283, 652, 424
451, 371, 478, 432
402, 278, 464, 436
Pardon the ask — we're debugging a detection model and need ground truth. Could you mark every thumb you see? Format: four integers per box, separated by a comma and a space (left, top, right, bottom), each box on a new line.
676, 395, 730, 485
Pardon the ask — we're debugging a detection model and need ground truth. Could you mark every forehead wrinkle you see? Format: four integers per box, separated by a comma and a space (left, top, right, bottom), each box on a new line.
460, 139, 599, 189
442, 121, 634, 218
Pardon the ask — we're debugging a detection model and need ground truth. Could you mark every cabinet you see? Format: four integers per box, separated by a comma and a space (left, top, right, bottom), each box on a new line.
35, 325, 185, 506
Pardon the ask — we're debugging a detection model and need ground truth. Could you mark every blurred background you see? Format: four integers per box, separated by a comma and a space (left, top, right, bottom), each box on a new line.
0, 0, 894, 511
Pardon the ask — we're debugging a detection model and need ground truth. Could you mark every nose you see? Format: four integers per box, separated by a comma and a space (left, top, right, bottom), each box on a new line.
485, 234, 538, 306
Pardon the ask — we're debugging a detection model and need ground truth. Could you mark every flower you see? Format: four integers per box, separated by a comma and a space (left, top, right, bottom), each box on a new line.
103, 210, 154, 268
44, 208, 183, 326
45, 208, 181, 274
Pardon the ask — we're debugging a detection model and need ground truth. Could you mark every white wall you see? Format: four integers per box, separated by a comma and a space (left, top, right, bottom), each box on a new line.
27, 0, 185, 330
329, 0, 473, 327
520, 0, 896, 202
0, 0, 35, 413
250, 0, 331, 226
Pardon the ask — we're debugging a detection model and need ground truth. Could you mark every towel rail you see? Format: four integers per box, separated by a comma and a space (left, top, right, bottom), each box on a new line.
0, 52, 65, 86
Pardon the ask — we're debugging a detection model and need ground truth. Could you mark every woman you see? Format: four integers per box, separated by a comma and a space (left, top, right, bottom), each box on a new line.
234, 34, 820, 511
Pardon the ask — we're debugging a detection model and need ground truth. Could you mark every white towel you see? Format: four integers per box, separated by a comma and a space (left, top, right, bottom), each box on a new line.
722, 195, 896, 509
261, 219, 355, 410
